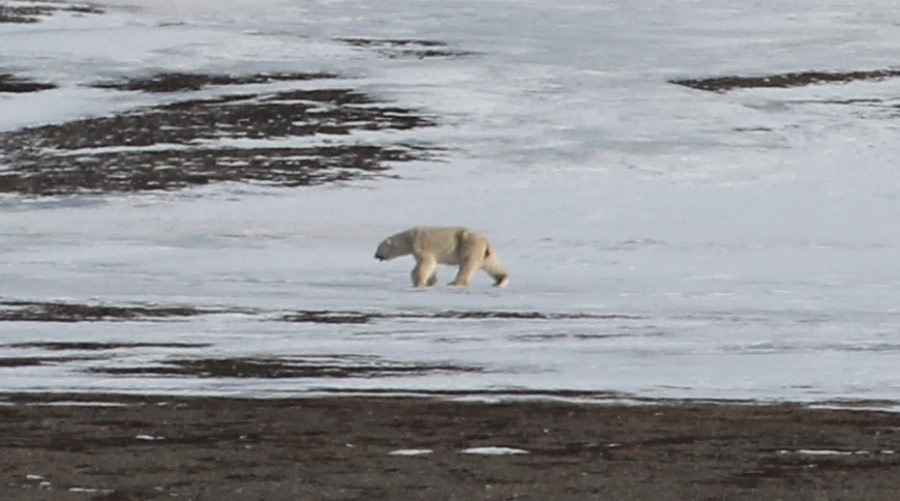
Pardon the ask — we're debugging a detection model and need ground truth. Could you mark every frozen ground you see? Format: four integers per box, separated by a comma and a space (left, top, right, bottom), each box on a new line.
0, 0, 898, 408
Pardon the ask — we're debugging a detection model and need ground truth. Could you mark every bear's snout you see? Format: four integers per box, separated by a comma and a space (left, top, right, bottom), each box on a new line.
374, 240, 392, 261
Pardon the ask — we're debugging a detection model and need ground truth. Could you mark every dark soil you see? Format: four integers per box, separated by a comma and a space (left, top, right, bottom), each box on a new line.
337, 38, 474, 59
0, 74, 56, 93
0, 1, 102, 24
0, 72, 438, 195
0, 356, 93, 368
91, 72, 338, 93
0, 300, 219, 322
0, 394, 897, 500
89, 355, 483, 379
672, 68, 900, 92
0, 299, 638, 324
6, 342, 212, 351
282, 309, 642, 324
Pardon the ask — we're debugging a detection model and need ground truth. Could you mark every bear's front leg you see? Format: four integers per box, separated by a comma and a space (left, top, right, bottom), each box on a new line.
449, 256, 480, 287
411, 255, 437, 287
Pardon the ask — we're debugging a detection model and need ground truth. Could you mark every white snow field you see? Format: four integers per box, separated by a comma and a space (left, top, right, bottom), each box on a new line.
0, 0, 898, 407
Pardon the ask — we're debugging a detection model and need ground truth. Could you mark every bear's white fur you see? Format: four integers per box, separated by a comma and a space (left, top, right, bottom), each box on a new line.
375, 226, 509, 287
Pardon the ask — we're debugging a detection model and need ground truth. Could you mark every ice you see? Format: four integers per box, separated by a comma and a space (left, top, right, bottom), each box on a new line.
0, 0, 898, 408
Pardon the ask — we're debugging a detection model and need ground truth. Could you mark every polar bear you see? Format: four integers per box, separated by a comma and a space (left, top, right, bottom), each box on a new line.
374, 226, 509, 287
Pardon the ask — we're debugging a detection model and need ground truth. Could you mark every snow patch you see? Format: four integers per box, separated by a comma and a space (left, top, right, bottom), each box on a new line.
460, 447, 530, 456
135, 434, 165, 441
779, 449, 870, 456
389, 448, 434, 456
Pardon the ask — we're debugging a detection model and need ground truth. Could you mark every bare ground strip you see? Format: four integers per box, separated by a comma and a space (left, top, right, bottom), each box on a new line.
0, 72, 439, 195
0, 396, 897, 499
0, 299, 637, 324
672, 68, 900, 92
0, 73, 56, 93
0, 1, 102, 24
0, 300, 221, 322
89, 355, 484, 379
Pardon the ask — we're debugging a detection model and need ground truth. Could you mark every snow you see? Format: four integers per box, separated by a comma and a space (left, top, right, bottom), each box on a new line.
460, 447, 530, 456
68, 487, 114, 494
26, 401, 130, 407
0, 0, 898, 408
779, 449, 871, 456
135, 434, 165, 441
389, 449, 434, 457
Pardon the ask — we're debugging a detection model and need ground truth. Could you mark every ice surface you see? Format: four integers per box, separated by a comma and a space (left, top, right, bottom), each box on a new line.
0, 0, 898, 408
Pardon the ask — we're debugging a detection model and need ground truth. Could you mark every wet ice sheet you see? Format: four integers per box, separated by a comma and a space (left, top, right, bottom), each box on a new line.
0, 0, 899, 408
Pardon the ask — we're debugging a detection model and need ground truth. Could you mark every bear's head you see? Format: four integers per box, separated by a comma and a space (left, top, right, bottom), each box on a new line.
374, 237, 397, 261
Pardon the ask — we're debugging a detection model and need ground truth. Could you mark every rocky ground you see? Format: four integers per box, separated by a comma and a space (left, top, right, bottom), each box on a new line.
1, 394, 898, 500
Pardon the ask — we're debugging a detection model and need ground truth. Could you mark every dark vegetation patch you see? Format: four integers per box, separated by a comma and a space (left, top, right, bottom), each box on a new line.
337, 38, 473, 59
0, 300, 634, 324
0, 1, 102, 23
92, 72, 339, 93
0, 356, 92, 367
430, 311, 640, 321
282, 310, 377, 324
308, 387, 635, 400
90, 355, 483, 379
672, 68, 900, 92
282, 309, 642, 324
7, 342, 212, 351
0, 74, 56, 93
0, 300, 216, 322
0, 72, 438, 195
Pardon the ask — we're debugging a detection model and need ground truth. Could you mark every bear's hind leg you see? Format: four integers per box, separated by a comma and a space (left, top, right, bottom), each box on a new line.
482, 256, 509, 287
411, 255, 437, 287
